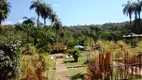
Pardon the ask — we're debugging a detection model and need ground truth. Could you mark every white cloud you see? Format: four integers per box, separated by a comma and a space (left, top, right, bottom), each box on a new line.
52, 4, 59, 7
2, 21, 12, 25
18, 19, 24, 23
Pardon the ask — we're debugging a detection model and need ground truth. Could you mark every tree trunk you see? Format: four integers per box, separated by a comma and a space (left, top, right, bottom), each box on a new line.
0, 20, 2, 34
0, 20, 1, 26
44, 19, 46, 26
130, 16, 132, 47
56, 29, 57, 43
27, 28, 30, 46
37, 15, 39, 27
138, 12, 141, 40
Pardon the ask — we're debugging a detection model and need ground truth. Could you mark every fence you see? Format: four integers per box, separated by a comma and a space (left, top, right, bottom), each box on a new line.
102, 62, 142, 80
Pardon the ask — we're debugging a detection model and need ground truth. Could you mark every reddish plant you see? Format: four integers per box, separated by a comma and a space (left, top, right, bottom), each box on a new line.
99, 53, 104, 72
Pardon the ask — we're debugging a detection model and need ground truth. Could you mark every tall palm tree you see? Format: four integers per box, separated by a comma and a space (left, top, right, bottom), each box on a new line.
123, 1, 135, 45
53, 19, 62, 42
0, 0, 11, 26
40, 2, 53, 25
132, 0, 141, 40
22, 17, 35, 25
30, 0, 42, 27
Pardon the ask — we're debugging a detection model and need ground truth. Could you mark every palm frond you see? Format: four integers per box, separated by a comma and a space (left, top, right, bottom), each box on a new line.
0, 0, 11, 22
122, 1, 134, 17
22, 17, 28, 20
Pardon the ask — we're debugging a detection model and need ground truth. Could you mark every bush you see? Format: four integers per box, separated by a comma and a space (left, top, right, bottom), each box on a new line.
0, 31, 23, 79
0, 43, 20, 79
66, 48, 80, 62
124, 39, 138, 47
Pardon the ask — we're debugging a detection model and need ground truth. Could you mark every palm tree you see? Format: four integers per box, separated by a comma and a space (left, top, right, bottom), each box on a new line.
30, 0, 42, 27
49, 12, 58, 25
0, 0, 11, 26
53, 19, 62, 42
123, 1, 134, 45
132, 0, 141, 40
40, 2, 53, 25
22, 17, 35, 25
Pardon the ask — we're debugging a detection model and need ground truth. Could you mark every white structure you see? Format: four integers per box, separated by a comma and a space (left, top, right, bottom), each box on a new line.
123, 33, 142, 38
75, 45, 84, 48
51, 56, 54, 59
66, 55, 69, 59
70, 55, 73, 58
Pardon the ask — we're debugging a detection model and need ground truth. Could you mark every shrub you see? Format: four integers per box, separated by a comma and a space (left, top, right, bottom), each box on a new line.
0, 31, 23, 79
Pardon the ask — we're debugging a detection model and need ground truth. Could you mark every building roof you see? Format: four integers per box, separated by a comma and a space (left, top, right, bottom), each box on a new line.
123, 33, 142, 38
52, 43, 67, 47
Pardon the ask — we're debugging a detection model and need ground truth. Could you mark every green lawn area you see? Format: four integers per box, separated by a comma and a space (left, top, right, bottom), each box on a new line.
48, 55, 56, 68
64, 52, 87, 67
68, 67, 87, 80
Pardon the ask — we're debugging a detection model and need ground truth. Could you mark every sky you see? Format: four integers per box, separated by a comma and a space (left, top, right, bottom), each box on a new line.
2, 0, 138, 26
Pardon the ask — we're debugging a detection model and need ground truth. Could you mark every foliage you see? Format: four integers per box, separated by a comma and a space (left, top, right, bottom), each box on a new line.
20, 46, 48, 80
124, 38, 138, 48
0, 31, 23, 79
0, 0, 11, 25
85, 58, 102, 80
22, 17, 35, 25
65, 48, 80, 62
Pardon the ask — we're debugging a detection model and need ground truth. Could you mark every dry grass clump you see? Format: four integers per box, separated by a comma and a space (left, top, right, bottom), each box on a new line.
19, 47, 48, 80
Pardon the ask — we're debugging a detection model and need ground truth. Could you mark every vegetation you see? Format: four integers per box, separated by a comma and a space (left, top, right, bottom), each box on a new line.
0, 0, 142, 80
0, 0, 11, 26
68, 68, 87, 80
64, 52, 87, 66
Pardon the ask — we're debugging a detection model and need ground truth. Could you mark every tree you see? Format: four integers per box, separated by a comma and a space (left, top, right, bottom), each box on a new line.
0, 0, 11, 26
132, 0, 142, 40
53, 19, 62, 41
40, 2, 53, 25
123, 1, 134, 46
49, 12, 58, 25
22, 17, 35, 25
30, 0, 42, 27
34, 29, 55, 52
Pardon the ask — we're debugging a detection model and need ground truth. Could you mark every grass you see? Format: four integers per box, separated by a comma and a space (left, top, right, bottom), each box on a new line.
68, 67, 87, 80
48, 70, 56, 80
64, 52, 87, 67
48, 55, 56, 68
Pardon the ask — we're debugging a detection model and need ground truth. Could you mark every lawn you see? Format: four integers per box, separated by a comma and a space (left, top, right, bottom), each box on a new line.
68, 67, 87, 80
48, 55, 56, 68
64, 52, 88, 67
48, 69, 56, 80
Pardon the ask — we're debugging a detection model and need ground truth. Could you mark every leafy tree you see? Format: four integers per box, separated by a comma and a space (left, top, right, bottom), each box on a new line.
72, 50, 80, 62
0, 0, 11, 26
34, 29, 56, 52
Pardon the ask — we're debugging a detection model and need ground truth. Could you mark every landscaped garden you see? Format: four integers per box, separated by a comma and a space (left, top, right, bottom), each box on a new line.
0, 0, 142, 80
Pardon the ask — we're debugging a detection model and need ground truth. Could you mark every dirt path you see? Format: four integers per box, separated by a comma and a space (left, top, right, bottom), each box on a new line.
55, 54, 70, 80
